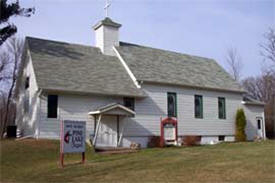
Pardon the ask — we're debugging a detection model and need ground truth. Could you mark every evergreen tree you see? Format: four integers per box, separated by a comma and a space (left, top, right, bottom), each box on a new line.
0, 0, 34, 45
235, 108, 247, 141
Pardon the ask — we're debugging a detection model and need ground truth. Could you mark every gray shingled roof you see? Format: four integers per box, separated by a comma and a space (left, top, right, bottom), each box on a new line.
27, 36, 245, 96
26, 37, 145, 97
116, 42, 245, 93
93, 17, 121, 30
243, 95, 265, 106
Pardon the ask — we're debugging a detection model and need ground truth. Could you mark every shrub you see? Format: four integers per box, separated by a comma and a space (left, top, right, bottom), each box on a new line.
147, 136, 161, 148
236, 130, 246, 141
235, 108, 247, 142
130, 142, 141, 150
183, 136, 201, 146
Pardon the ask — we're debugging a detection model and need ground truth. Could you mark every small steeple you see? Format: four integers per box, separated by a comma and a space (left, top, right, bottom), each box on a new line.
93, 17, 121, 30
93, 17, 122, 56
93, 0, 121, 56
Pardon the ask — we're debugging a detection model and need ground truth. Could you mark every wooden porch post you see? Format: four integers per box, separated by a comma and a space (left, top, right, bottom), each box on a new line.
117, 115, 119, 147
118, 118, 125, 146
93, 114, 102, 146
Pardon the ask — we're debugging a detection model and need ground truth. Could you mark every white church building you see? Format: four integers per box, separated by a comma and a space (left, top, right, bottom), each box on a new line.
15, 16, 265, 148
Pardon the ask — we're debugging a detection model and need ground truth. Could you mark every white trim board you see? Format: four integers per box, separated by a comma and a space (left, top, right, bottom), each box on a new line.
113, 46, 141, 89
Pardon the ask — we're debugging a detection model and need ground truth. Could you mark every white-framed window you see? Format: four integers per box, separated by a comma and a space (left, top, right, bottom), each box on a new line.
47, 95, 58, 118
195, 95, 203, 118
218, 97, 226, 119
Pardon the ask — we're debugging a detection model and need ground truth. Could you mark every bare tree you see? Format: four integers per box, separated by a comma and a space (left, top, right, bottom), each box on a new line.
260, 28, 275, 138
0, 36, 24, 138
242, 71, 275, 138
242, 77, 262, 100
242, 72, 275, 102
0, 51, 11, 82
242, 28, 275, 138
225, 47, 243, 81
260, 28, 275, 69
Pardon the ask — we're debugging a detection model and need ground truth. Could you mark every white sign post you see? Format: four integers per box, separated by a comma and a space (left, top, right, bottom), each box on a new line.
60, 120, 86, 167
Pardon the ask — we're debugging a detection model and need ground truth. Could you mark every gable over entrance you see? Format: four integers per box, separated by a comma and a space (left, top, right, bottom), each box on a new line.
89, 103, 135, 147
88, 103, 135, 117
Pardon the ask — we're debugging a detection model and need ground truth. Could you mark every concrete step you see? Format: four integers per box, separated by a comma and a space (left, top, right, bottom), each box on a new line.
95, 147, 138, 154
97, 149, 138, 155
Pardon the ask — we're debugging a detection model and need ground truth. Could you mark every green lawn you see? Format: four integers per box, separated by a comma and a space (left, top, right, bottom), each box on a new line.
1, 139, 275, 183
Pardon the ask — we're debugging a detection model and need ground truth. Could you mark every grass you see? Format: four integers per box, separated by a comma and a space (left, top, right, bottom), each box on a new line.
0, 139, 275, 183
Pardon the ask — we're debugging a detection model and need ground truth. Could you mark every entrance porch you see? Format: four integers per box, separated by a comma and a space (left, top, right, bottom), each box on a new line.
88, 103, 135, 148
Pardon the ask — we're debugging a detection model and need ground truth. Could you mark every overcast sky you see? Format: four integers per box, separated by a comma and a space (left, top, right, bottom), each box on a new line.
11, 0, 274, 78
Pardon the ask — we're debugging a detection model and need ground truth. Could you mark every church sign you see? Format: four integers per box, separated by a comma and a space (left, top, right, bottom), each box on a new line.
60, 120, 86, 167
164, 123, 176, 141
160, 117, 178, 147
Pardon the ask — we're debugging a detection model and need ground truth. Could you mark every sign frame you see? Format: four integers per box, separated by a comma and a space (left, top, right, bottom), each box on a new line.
160, 117, 178, 147
60, 120, 86, 167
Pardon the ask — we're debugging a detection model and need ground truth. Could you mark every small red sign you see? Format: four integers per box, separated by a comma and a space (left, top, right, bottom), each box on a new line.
160, 117, 178, 147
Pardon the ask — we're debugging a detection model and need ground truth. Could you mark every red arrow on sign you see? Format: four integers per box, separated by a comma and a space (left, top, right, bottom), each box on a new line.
64, 131, 70, 143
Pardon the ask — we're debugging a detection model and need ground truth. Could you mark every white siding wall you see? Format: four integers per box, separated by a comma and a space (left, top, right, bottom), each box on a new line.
36, 83, 264, 146
16, 67, 26, 131
95, 26, 104, 53
39, 94, 122, 139
16, 51, 40, 137
121, 84, 243, 138
103, 26, 119, 56
38, 83, 244, 141
94, 25, 119, 56
242, 104, 265, 140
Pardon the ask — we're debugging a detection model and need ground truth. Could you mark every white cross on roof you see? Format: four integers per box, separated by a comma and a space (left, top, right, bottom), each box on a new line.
104, 0, 111, 17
